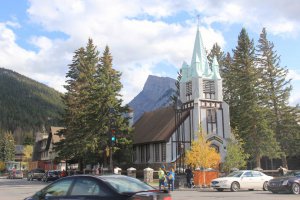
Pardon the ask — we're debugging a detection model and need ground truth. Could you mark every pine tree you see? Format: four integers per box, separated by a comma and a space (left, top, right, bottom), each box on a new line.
207, 43, 225, 72
55, 41, 131, 170
231, 28, 279, 168
256, 28, 299, 168
0, 131, 15, 162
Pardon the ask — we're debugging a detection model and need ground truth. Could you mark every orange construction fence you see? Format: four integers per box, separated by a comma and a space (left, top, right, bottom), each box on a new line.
193, 170, 219, 186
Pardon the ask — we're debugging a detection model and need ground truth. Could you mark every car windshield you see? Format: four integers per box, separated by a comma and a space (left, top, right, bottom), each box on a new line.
227, 171, 244, 177
285, 171, 300, 177
101, 176, 154, 194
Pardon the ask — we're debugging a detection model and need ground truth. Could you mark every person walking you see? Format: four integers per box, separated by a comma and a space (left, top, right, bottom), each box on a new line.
167, 168, 175, 191
158, 168, 166, 190
185, 166, 193, 188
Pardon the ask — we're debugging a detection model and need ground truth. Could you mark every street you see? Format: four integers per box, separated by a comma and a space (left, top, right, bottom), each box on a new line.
0, 178, 299, 200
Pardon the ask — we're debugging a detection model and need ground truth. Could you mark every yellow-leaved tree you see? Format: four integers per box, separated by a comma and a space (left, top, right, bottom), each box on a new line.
23, 145, 33, 169
185, 130, 221, 186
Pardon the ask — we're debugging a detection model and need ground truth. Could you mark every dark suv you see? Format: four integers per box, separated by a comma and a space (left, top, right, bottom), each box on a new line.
27, 168, 45, 181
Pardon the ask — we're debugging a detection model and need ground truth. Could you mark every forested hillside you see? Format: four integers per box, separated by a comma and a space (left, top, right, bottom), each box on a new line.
0, 68, 64, 144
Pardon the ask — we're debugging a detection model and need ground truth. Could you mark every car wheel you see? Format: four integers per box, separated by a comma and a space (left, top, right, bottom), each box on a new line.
230, 182, 239, 192
263, 181, 268, 191
291, 183, 300, 194
216, 189, 224, 192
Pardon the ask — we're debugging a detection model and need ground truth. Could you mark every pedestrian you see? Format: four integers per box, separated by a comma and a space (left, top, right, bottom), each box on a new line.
278, 166, 284, 176
167, 168, 175, 191
61, 169, 67, 177
185, 166, 193, 188
278, 166, 287, 176
158, 167, 166, 190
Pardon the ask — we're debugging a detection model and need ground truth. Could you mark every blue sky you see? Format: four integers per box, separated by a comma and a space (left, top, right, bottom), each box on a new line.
0, 0, 300, 105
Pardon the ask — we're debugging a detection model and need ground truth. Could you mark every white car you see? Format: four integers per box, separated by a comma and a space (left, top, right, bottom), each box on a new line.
211, 170, 273, 192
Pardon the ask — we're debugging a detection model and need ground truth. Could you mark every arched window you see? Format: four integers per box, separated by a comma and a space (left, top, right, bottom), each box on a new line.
210, 144, 220, 153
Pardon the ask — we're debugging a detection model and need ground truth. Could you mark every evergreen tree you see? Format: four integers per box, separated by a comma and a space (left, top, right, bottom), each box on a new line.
0, 131, 15, 162
256, 28, 299, 168
231, 28, 279, 168
208, 43, 225, 72
55, 40, 131, 170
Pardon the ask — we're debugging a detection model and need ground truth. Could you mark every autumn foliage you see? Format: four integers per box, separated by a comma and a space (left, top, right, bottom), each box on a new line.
185, 132, 220, 170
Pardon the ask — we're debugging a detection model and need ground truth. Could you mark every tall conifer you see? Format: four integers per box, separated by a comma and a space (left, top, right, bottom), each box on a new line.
256, 28, 300, 168
231, 28, 279, 168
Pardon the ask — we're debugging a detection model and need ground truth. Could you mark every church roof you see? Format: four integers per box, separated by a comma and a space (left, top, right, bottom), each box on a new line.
133, 106, 190, 145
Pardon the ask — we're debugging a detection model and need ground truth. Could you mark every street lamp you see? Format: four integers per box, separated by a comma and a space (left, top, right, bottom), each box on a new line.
174, 99, 184, 174
108, 108, 115, 173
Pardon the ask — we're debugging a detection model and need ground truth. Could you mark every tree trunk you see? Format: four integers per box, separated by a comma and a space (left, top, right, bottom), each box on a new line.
281, 155, 288, 169
255, 155, 261, 168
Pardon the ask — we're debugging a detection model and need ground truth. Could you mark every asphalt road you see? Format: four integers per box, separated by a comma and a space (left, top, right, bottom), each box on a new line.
0, 178, 299, 200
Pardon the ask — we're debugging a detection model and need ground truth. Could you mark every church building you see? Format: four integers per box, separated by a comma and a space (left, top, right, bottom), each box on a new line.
132, 27, 231, 169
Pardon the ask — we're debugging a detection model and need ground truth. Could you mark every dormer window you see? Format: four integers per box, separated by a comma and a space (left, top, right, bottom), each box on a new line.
203, 80, 215, 99
186, 81, 192, 101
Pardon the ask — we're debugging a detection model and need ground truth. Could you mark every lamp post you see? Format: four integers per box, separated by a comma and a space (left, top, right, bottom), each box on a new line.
175, 99, 184, 174
108, 108, 115, 172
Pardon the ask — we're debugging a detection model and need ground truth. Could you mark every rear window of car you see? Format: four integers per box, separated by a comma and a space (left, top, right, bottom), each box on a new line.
101, 176, 154, 193
35, 169, 45, 173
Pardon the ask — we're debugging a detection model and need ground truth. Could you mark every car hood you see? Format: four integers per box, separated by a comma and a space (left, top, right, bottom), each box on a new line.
270, 176, 299, 182
212, 177, 240, 182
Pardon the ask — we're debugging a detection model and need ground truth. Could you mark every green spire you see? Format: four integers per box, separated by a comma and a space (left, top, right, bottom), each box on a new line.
212, 56, 221, 79
180, 61, 189, 82
191, 28, 211, 78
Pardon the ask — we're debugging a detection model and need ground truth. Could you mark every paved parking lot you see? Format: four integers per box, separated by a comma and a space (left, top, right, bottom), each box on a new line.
0, 177, 299, 200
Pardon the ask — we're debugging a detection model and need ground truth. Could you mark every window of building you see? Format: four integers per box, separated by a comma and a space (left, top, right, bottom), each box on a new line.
154, 143, 160, 162
146, 144, 150, 162
207, 109, 217, 134
210, 144, 220, 153
140, 145, 145, 163
186, 81, 192, 101
161, 143, 166, 162
132, 147, 137, 162
203, 80, 215, 99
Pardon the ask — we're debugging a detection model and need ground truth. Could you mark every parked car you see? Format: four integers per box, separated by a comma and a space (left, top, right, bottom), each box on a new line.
24, 174, 172, 200
267, 171, 300, 194
42, 170, 61, 182
7, 170, 23, 179
27, 168, 45, 181
211, 170, 273, 192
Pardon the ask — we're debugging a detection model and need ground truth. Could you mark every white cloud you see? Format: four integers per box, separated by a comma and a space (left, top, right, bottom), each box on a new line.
24, 0, 226, 104
1, 0, 299, 105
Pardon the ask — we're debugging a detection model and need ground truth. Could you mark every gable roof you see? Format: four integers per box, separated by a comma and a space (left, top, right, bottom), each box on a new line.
46, 126, 65, 150
133, 106, 190, 145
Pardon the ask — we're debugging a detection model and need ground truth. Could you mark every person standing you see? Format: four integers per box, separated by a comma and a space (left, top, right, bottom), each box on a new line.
158, 168, 166, 190
167, 168, 175, 191
185, 166, 193, 188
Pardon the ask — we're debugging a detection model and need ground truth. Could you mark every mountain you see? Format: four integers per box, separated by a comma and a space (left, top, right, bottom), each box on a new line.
128, 75, 176, 123
0, 68, 64, 144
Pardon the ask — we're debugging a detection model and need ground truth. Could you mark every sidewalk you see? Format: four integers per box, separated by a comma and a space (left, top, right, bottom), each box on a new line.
149, 181, 214, 192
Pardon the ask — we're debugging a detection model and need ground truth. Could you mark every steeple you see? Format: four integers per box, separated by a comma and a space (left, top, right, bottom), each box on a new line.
212, 56, 221, 79
190, 28, 211, 78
